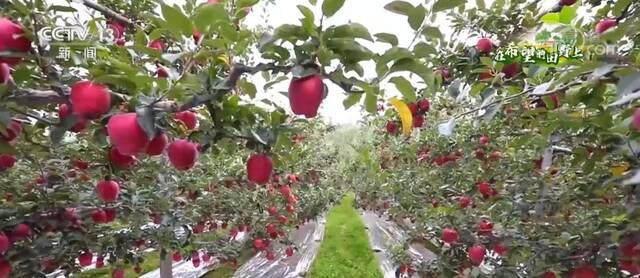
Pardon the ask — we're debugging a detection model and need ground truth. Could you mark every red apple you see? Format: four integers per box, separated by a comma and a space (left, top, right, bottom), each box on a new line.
413, 114, 424, 128
42, 259, 57, 273
0, 18, 31, 66
157, 66, 169, 78
91, 208, 107, 223
0, 233, 9, 253
78, 251, 93, 267
0, 63, 11, 85
173, 251, 182, 262
386, 121, 398, 135
459, 195, 472, 208
479, 135, 489, 145
109, 147, 136, 169
168, 139, 198, 170
286, 246, 294, 257
476, 38, 493, 54
115, 38, 125, 46
107, 113, 149, 155
148, 39, 165, 52
570, 265, 598, 278
247, 154, 272, 184
280, 185, 291, 196
58, 104, 88, 132
112, 268, 124, 278
477, 181, 496, 198
278, 215, 287, 224
107, 20, 125, 39
559, 0, 576, 6
417, 99, 430, 112
407, 102, 418, 115
193, 30, 202, 43
96, 180, 120, 202
477, 219, 493, 235
0, 120, 21, 142
434, 68, 451, 82
95, 256, 104, 268
12, 223, 30, 239
619, 260, 640, 275
595, 18, 617, 34
502, 62, 520, 78
72, 159, 89, 170
0, 259, 10, 278
441, 228, 459, 243
268, 206, 277, 216
288, 75, 324, 118
494, 243, 508, 256
145, 133, 168, 156
266, 250, 276, 261
253, 238, 267, 250
0, 155, 16, 171
104, 208, 117, 222
134, 265, 142, 273
70, 81, 111, 119
202, 253, 211, 262
468, 244, 486, 265
174, 111, 198, 130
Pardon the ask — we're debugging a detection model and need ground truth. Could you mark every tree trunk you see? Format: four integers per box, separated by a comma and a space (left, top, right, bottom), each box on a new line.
159, 249, 173, 278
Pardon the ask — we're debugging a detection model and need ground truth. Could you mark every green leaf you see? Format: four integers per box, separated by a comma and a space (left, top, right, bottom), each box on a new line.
407, 5, 426, 30
374, 33, 398, 46
264, 76, 289, 90
384, 1, 414, 15
379, 47, 414, 64
364, 90, 377, 113
390, 76, 416, 102
559, 6, 577, 24
219, 22, 238, 41
422, 26, 442, 40
413, 42, 436, 57
236, 0, 259, 9
433, 0, 465, 13
541, 13, 559, 24
309, 0, 318, 4
322, 0, 345, 17
48, 5, 77, 12
297, 5, 316, 35
476, 0, 485, 9
273, 24, 307, 42
389, 58, 431, 84
161, 4, 193, 37
193, 3, 228, 32
613, 0, 632, 17
327, 23, 373, 41
237, 79, 258, 98
343, 93, 363, 109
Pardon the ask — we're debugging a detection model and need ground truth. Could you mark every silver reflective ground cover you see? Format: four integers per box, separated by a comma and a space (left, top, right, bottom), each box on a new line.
361, 210, 437, 278
231, 216, 326, 278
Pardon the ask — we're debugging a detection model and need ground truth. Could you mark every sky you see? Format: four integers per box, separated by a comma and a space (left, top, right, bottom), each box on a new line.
53, 0, 582, 125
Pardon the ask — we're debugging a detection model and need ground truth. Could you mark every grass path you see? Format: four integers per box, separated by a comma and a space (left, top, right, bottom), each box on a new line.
308, 193, 382, 278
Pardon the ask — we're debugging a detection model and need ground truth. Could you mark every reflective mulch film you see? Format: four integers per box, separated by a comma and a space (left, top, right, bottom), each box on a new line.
361, 210, 437, 278
231, 216, 326, 278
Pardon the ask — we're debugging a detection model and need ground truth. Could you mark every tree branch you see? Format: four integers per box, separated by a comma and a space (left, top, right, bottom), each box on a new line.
153, 62, 293, 112
7, 89, 67, 106
81, 0, 134, 26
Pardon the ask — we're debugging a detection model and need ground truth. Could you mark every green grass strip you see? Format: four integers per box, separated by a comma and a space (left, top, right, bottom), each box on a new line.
308, 193, 383, 278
